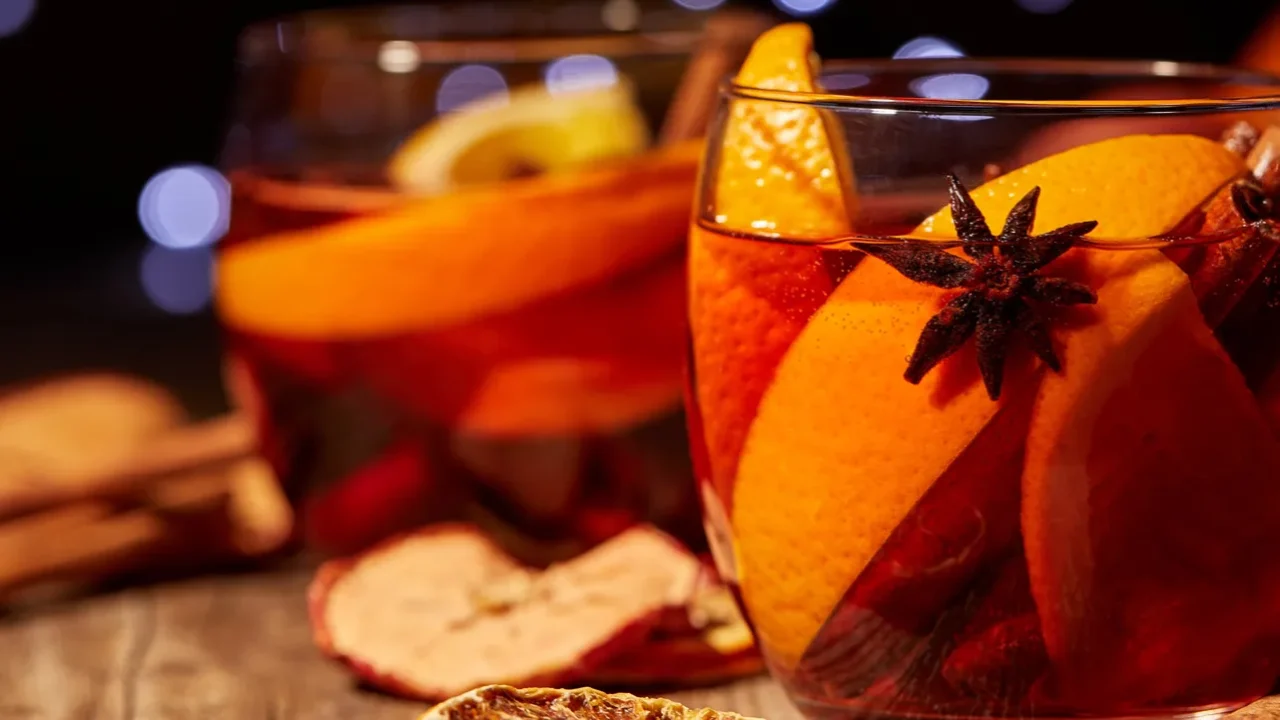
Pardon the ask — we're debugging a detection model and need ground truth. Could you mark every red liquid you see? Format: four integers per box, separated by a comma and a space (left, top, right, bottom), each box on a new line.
687, 221, 1280, 718
218, 171, 703, 565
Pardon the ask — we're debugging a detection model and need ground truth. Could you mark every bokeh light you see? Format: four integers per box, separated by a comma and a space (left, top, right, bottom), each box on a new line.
544, 55, 620, 96
911, 73, 990, 100
1016, 0, 1074, 13
824, 73, 872, 90
772, 0, 837, 16
378, 40, 421, 73
137, 165, 230, 250
893, 36, 965, 59
603, 0, 641, 30
672, 0, 727, 9
139, 246, 215, 315
0, 0, 36, 37
436, 64, 509, 113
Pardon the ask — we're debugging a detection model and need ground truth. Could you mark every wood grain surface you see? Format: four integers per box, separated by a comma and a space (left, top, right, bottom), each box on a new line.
0, 566, 1272, 720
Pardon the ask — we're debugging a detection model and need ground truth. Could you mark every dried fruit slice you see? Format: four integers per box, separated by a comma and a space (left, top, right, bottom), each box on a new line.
352, 255, 685, 436
418, 685, 762, 720
310, 524, 702, 700
587, 577, 762, 687
1023, 250, 1280, 708
941, 613, 1046, 702
938, 557, 1044, 704
733, 133, 1245, 669
689, 22, 853, 507
217, 138, 699, 340
389, 80, 650, 195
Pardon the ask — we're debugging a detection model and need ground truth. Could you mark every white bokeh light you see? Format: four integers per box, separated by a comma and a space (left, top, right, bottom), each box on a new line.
0, 0, 36, 37
544, 54, 620, 95
378, 40, 421, 73
1016, 0, 1074, 13
772, 0, 837, 15
139, 246, 215, 315
913, 72, 993, 122
672, 0, 727, 9
436, 64, 509, 114
138, 165, 230, 250
911, 73, 990, 100
893, 36, 965, 59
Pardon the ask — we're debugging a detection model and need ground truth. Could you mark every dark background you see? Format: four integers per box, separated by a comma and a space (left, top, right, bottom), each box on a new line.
0, 0, 1277, 414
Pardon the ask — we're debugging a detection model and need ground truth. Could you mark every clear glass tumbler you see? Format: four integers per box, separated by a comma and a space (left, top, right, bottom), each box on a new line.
690, 23, 1280, 720
213, 1, 769, 563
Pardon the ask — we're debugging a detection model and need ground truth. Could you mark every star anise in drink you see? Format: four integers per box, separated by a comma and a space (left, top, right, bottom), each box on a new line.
857, 175, 1099, 400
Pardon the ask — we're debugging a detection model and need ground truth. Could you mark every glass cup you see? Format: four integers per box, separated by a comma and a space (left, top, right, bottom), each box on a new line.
690, 34, 1280, 720
213, 1, 770, 564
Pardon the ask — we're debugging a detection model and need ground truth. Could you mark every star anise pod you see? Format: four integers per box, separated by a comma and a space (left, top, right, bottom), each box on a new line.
857, 175, 1099, 400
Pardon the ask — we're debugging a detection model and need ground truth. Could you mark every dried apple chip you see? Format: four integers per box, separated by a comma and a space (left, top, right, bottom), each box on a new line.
309, 524, 703, 701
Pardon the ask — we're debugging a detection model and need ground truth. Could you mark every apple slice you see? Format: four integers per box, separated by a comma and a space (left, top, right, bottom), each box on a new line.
310, 524, 701, 700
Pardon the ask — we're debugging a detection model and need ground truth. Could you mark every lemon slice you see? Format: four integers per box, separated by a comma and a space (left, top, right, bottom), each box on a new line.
388, 79, 651, 195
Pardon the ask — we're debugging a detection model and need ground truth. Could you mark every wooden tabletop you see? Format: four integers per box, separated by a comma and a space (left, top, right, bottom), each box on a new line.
0, 565, 1276, 720
0, 565, 802, 720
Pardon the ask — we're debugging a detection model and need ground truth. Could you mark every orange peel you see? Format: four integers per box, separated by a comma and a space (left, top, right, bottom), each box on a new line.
688, 23, 853, 508
216, 138, 700, 339
350, 255, 686, 436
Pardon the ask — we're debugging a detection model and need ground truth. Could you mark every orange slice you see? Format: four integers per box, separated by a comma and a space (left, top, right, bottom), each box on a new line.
216, 138, 700, 339
731, 133, 1244, 669
1022, 253, 1280, 702
388, 80, 651, 195
917, 134, 1244, 240
688, 23, 853, 508
1024, 251, 1280, 708
349, 255, 686, 436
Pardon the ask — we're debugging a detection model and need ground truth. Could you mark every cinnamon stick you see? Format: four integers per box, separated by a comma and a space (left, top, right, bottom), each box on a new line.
0, 454, 291, 599
0, 412, 256, 522
0, 501, 166, 593
658, 9, 774, 146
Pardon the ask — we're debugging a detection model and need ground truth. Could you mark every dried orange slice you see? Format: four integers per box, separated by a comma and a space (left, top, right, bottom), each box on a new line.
419, 686, 762, 720
688, 22, 853, 507
216, 138, 699, 339
731, 133, 1244, 669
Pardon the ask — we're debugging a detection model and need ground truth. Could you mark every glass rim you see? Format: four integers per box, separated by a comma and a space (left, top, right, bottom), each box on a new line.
725, 58, 1280, 115
236, 1, 721, 64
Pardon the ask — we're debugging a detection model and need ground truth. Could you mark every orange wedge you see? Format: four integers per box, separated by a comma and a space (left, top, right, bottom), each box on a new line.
917, 135, 1244, 240
216, 139, 700, 340
349, 256, 686, 436
1023, 250, 1280, 708
688, 23, 853, 508
731, 133, 1244, 669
